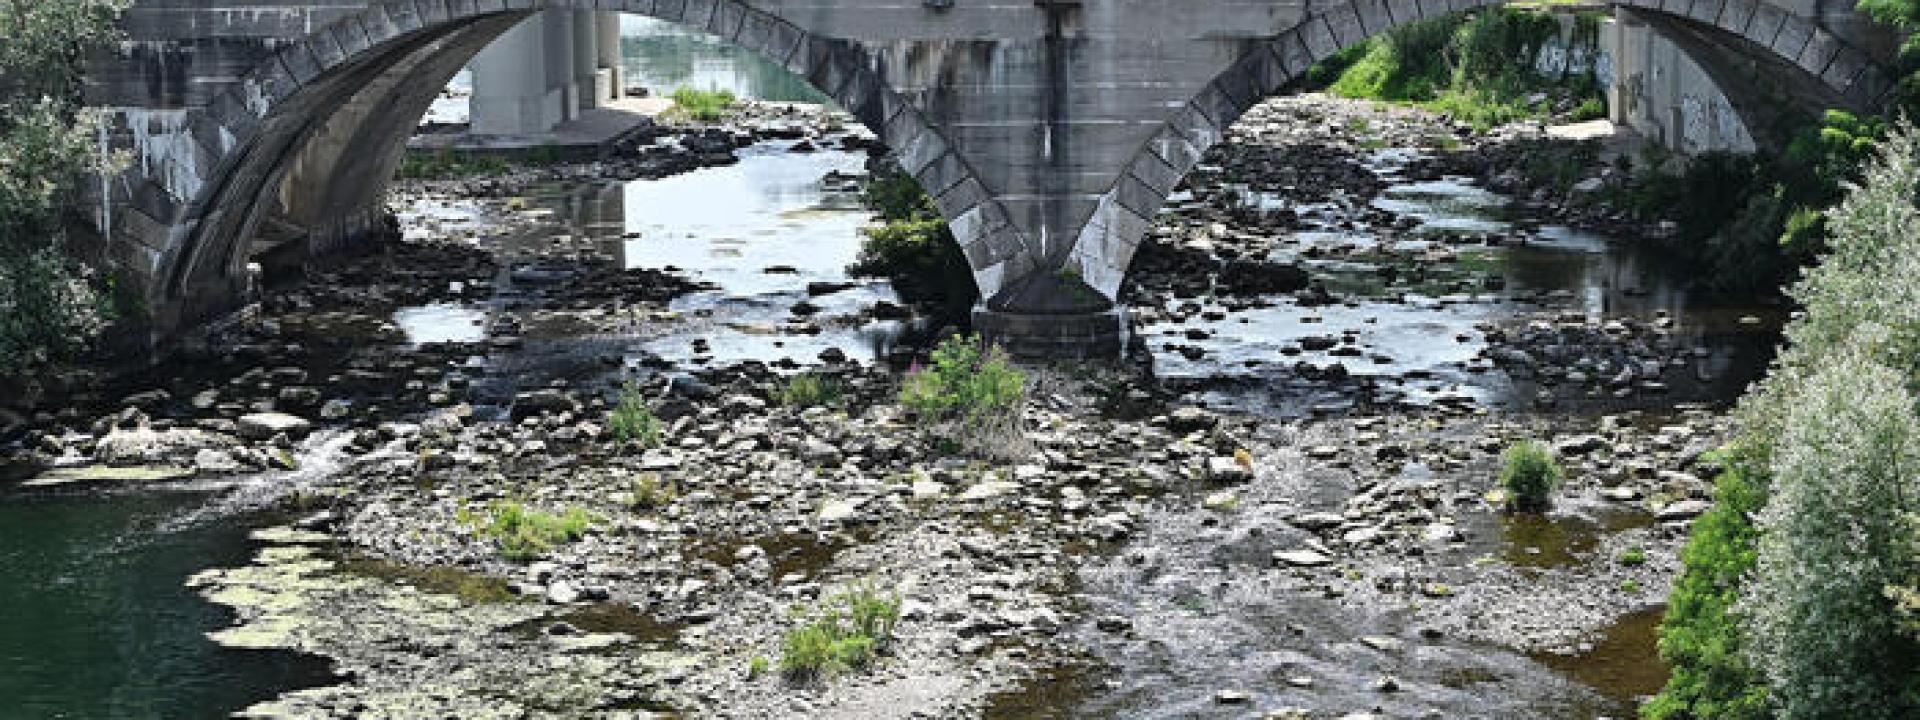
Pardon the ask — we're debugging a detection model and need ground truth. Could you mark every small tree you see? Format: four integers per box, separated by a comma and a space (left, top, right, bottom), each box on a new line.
1736, 343, 1920, 719
0, 0, 130, 379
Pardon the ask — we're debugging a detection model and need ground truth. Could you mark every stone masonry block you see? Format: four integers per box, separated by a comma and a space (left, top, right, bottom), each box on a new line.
1797, 30, 1841, 77
1770, 16, 1813, 61
1301, 17, 1338, 62
1325, 7, 1366, 51
1355, 0, 1392, 37
1718, 0, 1756, 34
1274, 30, 1313, 78
1128, 150, 1184, 196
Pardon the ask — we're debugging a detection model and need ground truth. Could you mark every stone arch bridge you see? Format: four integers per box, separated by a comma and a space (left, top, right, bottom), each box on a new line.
89, 0, 1901, 355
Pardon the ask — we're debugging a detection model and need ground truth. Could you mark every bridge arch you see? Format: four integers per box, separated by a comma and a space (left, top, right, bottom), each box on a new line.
1068, 0, 1899, 302
126, 0, 1006, 334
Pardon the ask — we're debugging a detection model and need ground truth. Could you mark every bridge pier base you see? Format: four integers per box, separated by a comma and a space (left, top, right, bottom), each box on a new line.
973, 306, 1129, 359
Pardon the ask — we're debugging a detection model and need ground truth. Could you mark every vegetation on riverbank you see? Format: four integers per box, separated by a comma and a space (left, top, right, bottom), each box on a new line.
778, 583, 902, 680
1647, 124, 1920, 718
901, 334, 1028, 460
847, 165, 976, 319
668, 87, 738, 122
459, 501, 600, 561
1312, 8, 1606, 131
0, 0, 127, 379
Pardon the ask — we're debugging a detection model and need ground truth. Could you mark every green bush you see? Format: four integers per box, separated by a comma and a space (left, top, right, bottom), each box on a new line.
1497, 440, 1562, 512
1318, 8, 1597, 131
901, 334, 1025, 424
1644, 467, 1771, 720
461, 501, 599, 561
396, 150, 510, 180
0, 1, 128, 380
779, 583, 902, 680
669, 86, 737, 121
608, 383, 663, 447
777, 372, 842, 408
847, 166, 977, 319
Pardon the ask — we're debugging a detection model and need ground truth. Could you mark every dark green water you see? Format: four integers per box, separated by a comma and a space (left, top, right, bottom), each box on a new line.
0, 484, 335, 718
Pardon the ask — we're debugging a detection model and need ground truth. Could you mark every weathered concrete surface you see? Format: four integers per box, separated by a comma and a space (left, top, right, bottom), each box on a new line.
86, 0, 1902, 355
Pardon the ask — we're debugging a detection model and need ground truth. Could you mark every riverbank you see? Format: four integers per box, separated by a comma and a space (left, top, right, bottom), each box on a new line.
2, 95, 1770, 718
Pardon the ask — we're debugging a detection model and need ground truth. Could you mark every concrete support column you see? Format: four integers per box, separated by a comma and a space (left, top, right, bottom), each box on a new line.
572, 10, 599, 112
596, 12, 624, 102
542, 9, 578, 123
470, 15, 558, 136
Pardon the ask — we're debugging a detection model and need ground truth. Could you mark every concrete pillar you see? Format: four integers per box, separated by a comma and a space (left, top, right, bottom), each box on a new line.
573, 10, 598, 112
596, 12, 623, 102
542, 9, 578, 123
470, 15, 559, 136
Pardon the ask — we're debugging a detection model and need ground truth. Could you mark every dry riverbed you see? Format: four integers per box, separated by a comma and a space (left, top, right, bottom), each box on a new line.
0, 97, 1762, 718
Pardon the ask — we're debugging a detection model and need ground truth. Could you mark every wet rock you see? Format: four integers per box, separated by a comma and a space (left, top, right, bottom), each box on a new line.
1213, 690, 1251, 705
1216, 260, 1308, 296
1289, 512, 1345, 530
511, 390, 579, 419
1657, 499, 1713, 521
237, 412, 313, 441
1202, 491, 1239, 511
1553, 434, 1610, 456
1165, 406, 1218, 433
1274, 550, 1333, 568
1206, 457, 1252, 482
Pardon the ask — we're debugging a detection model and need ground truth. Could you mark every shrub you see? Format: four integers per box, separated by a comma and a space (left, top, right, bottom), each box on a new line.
608, 383, 663, 447
779, 583, 902, 680
1643, 466, 1771, 720
1497, 440, 1562, 512
668, 86, 736, 121
1618, 547, 1648, 566
463, 501, 599, 561
629, 473, 676, 509
777, 373, 841, 408
396, 150, 510, 180
901, 335, 1024, 421
847, 166, 976, 319
1736, 346, 1920, 719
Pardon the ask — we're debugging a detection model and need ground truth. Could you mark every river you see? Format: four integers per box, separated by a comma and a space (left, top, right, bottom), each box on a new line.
1, 18, 1778, 720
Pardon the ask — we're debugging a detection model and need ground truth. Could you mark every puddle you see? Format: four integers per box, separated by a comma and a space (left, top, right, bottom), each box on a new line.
392, 303, 489, 345
1453, 506, 1658, 569
514, 601, 686, 648
1531, 607, 1669, 716
695, 531, 844, 582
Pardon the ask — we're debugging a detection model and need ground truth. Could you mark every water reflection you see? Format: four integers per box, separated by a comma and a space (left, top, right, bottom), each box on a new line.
619, 17, 831, 102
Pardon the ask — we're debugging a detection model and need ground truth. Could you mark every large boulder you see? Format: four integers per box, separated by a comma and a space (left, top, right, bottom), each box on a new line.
237, 412, 314, 441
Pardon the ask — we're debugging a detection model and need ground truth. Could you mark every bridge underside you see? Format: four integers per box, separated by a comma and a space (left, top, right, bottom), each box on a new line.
90, 0, 1899, 356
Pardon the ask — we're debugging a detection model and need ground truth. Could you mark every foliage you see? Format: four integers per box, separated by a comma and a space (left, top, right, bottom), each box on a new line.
779, 583, 902, 680
629, 473, 677, 510
1644, 466, 1772, 720
900, 334, 1028, 460
776, 372, 841, 408
1605, 111, 1886, 292
1652, 124, 1920, 720
900, 334, 1025, 425
396, 150, 510, 180
608, 383, 663, 447
1854, 0, 1920, 116
461, 501, 598, 561
0, 0, 128, 379
668, 86, 737, 121
1320, 8, 1601, 132
847, 166, 976, 318
1736, 344, 1920, 719
1497, 440, 1562, 512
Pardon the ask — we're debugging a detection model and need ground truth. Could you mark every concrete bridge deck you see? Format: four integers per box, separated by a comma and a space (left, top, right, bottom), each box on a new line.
86, 0, 1903, 355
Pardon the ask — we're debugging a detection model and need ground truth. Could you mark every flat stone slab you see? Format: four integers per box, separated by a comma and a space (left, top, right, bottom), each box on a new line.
20, 465, 195, 488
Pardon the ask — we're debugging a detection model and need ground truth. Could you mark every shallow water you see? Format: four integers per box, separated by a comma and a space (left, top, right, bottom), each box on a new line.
1147, 150, 1780, 416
